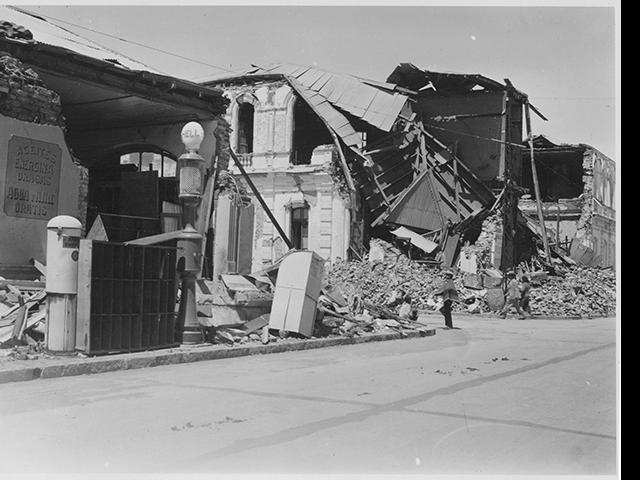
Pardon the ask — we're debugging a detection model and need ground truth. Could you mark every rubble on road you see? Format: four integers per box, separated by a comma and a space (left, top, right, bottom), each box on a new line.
324, 238, 616, 318
527, 265, 616, 317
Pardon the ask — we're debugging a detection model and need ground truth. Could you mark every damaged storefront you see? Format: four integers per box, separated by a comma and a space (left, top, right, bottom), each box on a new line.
0, 9, 229, 351
0, 8, 228, 273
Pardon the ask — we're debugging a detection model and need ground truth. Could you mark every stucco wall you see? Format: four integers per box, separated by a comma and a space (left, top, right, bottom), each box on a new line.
0, 114, 82, 265
211, 80, 354, 277
212, 167, 351, 276
248, 168, 350, 270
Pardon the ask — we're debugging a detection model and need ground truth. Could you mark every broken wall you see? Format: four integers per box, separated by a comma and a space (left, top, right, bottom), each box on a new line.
221, 81, 333, 170
571, 147, 616, 268
0, 53, 83, 266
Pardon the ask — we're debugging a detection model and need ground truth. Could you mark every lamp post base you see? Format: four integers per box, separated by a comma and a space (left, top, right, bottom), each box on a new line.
177, 273, 204, 346
181, 327, 204, 346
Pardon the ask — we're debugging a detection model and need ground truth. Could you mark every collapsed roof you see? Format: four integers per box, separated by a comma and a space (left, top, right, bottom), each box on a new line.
205, 63, 564, 267
206, 63, 495, 226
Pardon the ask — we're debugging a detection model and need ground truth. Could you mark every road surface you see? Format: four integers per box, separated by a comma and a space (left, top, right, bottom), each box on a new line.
0, 316, 618, 476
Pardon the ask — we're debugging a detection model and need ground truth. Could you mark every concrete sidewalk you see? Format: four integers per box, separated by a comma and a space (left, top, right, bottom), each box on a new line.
0, 328, 436, 385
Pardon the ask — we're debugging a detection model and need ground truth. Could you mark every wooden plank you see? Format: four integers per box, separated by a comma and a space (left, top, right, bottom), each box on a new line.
0, 290, 46, 320
10, 295, 27, 340
30, 259, 46, 279
242, 314, 270, 334
75, 239, 93, 352
0, 279, 45, 291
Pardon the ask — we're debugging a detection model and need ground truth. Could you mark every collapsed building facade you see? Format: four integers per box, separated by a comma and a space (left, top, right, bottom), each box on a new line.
519, 135, 615, 268
203, 63, 564, 277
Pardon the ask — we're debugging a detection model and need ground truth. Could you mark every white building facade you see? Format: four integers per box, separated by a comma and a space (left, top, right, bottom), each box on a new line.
211, 79, 360, 275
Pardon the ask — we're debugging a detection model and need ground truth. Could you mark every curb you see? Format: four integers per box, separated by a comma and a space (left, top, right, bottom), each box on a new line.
0, 328, 436, 385
419, 311, 614, 321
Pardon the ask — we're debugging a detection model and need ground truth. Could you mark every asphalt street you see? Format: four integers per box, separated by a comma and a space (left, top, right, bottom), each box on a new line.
0, 316, 618, 476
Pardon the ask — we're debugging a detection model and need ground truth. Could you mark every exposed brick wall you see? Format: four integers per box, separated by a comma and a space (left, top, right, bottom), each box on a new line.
213, 116, 231, 172
77, 164, 90, 234
0, 53, 65, 127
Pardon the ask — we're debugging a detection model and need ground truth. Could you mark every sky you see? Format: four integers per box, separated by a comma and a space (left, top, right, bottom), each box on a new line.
17, 3, 618, 159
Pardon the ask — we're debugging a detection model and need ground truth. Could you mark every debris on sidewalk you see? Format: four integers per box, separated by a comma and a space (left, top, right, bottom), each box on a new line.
0, 278, 48, 348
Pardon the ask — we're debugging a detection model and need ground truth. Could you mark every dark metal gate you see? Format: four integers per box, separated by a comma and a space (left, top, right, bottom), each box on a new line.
76, 240, 181, 355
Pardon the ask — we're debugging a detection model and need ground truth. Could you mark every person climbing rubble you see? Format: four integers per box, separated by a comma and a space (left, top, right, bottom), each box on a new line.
499, 271, 528, 319
433, 270, 459, 329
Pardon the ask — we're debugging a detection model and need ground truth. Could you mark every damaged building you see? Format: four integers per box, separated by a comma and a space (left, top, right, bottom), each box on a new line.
519, 135, 615, 268
203, 62, 556, 277
0, 7, 229, 279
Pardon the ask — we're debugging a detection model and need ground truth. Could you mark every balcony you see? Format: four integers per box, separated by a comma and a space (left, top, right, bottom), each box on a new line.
236, 153, 253, 168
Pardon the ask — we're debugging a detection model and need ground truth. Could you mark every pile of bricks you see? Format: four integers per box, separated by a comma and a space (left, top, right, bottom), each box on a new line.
324, 239, 472, 313
0, 20, 34, 41
527, 265, 616, 317
324, 238, 617, 318
0, 54, 64, 126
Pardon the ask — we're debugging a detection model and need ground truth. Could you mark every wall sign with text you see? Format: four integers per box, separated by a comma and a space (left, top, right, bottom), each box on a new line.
3, 136, 62, 219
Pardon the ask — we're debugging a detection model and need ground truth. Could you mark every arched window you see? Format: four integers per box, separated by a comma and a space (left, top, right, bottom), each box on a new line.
119, 149, 176, 177
237, 102, 254, 154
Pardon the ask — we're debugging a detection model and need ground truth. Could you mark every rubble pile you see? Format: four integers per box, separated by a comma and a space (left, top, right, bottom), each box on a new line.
324, 239, 484, 314
323, 238, 616, 318
0, 21, 34, 41
0, 54, 44, 87
527, 265, 616, 317
0, 277, 47, 350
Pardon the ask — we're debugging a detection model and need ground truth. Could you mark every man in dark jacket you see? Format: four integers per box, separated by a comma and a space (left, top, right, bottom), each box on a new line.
434, 270, 459, 328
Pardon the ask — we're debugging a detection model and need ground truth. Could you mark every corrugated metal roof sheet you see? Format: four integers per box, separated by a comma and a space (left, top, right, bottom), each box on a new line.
253, 63, 409, 132
288, 77, 362, 148
0, 6, 160, 73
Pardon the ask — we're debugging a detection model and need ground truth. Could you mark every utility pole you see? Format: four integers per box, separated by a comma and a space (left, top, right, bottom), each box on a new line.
524, 100, 552, 262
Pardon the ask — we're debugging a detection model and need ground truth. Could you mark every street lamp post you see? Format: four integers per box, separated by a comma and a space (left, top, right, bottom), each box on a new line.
177, 122, 206, 345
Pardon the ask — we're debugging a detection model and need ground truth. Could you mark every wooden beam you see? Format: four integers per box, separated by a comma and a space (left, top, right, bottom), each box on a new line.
229, 149, 294, 250
524, 100, 552, 261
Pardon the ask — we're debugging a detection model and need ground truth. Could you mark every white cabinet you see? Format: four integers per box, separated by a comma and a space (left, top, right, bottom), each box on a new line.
269, 251, 324, 337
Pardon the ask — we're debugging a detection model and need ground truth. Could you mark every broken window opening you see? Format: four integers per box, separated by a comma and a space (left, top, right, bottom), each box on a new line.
291, 97, 332, 165
290, 206, 309, 249
521, 150, 584, 201
237, 102, 254, 154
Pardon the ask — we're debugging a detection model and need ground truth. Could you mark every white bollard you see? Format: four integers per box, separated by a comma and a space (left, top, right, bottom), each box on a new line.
45, 215, 82, 353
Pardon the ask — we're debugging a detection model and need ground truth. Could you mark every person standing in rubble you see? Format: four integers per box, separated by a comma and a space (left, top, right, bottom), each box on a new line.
519, 275, 532, 316
499, 271, 527, 319
434, 270, 459, 329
